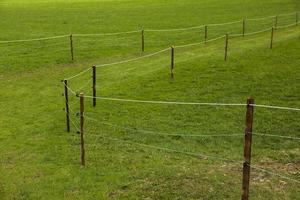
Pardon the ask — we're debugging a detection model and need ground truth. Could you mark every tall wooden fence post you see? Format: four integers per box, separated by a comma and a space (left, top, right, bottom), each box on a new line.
204, 25, 208, 43
63, 80, 70, 132
270, 27, 274, 49
70, 34, 74, 61
92, 65, 96, 107
224, 34, 229, 61
80, 93, 85, 166
141, 30, 145, 53
241, 97, 254, 200
170, 46, 174, 79
242, 19, 246, 37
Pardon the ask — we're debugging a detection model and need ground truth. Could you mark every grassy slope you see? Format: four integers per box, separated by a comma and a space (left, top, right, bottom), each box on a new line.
0, 0, 300, 199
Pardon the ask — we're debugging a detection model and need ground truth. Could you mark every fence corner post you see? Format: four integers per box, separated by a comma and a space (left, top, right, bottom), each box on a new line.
80, 92, 85, 166
63, 79, 70, 132
92, 65, 96, 107
241, 97, 254, 200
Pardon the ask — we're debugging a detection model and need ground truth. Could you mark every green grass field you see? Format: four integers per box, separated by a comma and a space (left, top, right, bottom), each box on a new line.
1, 0, 300, 199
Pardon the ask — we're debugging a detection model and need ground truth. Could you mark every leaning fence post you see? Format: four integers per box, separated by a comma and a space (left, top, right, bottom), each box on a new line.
224, 34, 229, 61
63, 80, 70, 132
204, 25, 208, 43
70, 34, 74, 61
170, 46, 174, 79
241, 97, 254, 200
80, 93, 85, 166
92, 65, 96, 107
141, 30, 145, 53
270, 27, 274, 49
242, 19, 246, 37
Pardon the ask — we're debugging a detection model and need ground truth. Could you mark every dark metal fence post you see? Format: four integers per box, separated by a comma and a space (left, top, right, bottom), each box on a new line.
141, 30, 145, 53
92, 65, 96, 107
70, 34, 74, 61
170, 46, 174, 79
63, 80, 70, 132
224, 34, 229, 61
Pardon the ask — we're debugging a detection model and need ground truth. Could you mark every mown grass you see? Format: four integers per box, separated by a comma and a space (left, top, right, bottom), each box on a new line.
0, 0, 300, 199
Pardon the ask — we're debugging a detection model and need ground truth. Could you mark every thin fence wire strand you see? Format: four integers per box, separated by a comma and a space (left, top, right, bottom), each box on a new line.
0, 35, 69, 44
252, 132, 300, 141
84, 115, 245, 138
73, 30, 140, 37
251, 104, 300, 112
86, 131, 243, 163
209, 20, 243, 27
250, 164, 300, 184
146, 25, 205, 32
175, 35, 225, 48
64, 67, 92, 81
247, 15, 276, 22
95, 48, 170, 68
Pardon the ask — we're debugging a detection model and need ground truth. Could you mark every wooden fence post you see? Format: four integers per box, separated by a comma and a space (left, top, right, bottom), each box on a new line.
270, 27, 274, 49
170, 46, 174, 79
274, 15, 278, 30
141, 30, 145, 53
242, 19, 246, 37
224, 34, 229, 61
241, 97, 254, 200
80, 93, 85, 166
63, 80, 70, 132
204, 25, 208, 43
70, 34, 74, 61
92, 65, 96, 107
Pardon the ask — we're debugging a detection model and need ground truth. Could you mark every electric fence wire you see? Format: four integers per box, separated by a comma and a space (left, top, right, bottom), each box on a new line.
84, 114, 245, 138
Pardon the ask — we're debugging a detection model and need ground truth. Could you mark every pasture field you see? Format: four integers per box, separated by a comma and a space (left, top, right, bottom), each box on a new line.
0, 0, 300, 199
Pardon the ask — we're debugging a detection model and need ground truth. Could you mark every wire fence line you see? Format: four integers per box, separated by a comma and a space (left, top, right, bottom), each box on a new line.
1, 11, 298, 44
94, 48, 170, 68
0, 35, 69, 44
84, 115, 245, 138
62, 20, 298, 81
175, 35, 225, 48
66, 94, 300, 113
208, 19, 243, 27
73, 30, 140, 37
252, 132, 300, 141
86, 131, 243, 163
250, 104, 300, 112
230, 27, 272, 38
84, 131, 300, 184
249, 164, 300, 184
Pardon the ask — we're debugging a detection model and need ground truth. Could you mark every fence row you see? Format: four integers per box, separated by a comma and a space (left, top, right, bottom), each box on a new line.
0, 11, 299, 69
62, 91, 299, 200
